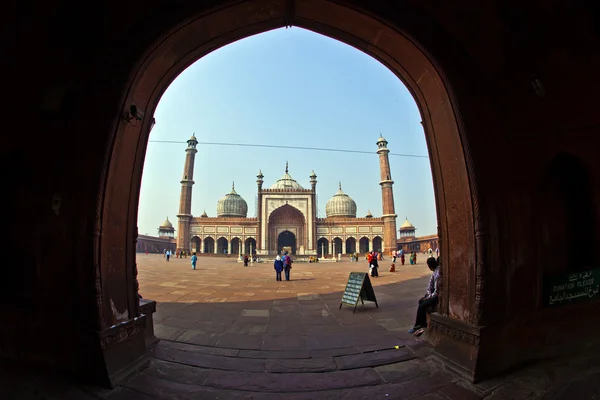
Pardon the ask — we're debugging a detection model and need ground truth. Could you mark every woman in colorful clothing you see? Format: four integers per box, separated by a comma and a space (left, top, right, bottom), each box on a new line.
408, 257, 441, 335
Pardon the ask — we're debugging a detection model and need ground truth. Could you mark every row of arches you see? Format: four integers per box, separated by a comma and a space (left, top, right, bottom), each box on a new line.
190, 236, 257, 255
316, 236, 382, 257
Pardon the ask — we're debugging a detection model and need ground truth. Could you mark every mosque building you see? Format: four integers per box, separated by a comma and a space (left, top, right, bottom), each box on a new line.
175, 134, 400, 258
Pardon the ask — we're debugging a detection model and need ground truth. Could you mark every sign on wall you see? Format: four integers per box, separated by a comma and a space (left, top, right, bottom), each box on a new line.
543, 268, 600, 307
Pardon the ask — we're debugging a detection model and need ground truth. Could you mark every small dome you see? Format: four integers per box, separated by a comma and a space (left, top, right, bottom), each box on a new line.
376, 134, 387, 144
189, 134, 198, 142
325, 182, 357, 218
217, 183, 248, 217
365, 210, 373, 218
159, 217, 173, 229
269, 162, 304, 190
400, 217, 415, 229
200, 210, 208, 218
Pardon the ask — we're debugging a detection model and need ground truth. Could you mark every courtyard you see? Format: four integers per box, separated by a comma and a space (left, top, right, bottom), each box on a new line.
140, 254, 432, 347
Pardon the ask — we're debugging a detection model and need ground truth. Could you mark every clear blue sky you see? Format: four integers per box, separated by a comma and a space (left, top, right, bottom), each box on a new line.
138, 27, 437, 237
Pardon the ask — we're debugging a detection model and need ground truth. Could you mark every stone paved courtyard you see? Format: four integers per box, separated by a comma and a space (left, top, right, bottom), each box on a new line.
5, 255, 600, 399
140, 254, 432, 348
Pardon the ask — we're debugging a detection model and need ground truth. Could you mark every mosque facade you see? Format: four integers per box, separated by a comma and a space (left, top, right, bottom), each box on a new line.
176, 135, 399, 257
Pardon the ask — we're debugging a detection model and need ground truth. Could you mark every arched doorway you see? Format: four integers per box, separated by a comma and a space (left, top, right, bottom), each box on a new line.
96, 0, 484, 384
345, 237, 356, 254
372, 237, 382, 253
359, 237, 370, 254
190, 236, 201, 253
217, 237, 228, 254
203, 237, 215, 254
332, 238, 343, 255
230, 237, 241, 255
277, 230, 296, 255
245, 238, 256, 255
317, 238, 329, 257
268, 205, 306, 255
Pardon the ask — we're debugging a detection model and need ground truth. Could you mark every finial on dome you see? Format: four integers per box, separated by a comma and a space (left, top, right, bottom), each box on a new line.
339, 181, 342, 190
285, 161, 288, 173
232, 181, 235, 190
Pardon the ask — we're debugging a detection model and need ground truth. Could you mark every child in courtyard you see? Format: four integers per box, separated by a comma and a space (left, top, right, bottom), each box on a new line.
274, 255, 283, 281
191, 252, 198, 270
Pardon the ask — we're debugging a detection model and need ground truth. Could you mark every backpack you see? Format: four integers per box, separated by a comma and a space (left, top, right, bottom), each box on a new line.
284, 255, 291, 267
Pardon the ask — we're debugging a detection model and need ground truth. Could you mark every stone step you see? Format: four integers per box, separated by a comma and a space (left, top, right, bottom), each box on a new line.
121, 359, 459, 399
154, 340, 417, 373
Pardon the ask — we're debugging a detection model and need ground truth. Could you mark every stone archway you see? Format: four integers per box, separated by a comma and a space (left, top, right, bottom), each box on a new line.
277, 230, 296, 255
332, 237, 343, 255
216, 237, 228, 254
372, 237, 383, 253
97, 0, 485, 383
230, 237, 241, 255
268, 204, 306, 255
203, 237, 215, 254
245, 238, 256, 255
345, 237, 356, 254
359, 237, 370, 254
317, 238, 329, 257
190, 236, 201, 253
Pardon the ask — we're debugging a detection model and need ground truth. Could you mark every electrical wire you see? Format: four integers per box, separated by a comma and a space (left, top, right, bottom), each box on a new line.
148, 140, 429, 158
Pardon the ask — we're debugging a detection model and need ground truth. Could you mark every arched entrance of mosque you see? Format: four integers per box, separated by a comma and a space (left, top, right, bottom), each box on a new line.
372, 237, 383, 253
95, 0, 488, 386
359, 237, 370, 254
345, 237, 356, 254
230, 237, 241, 255
217, 237, 229, 254
277, 231, 296, 255
190, 236, 201, 253
203, 237, 215, 254
317, 238, 329, 257
332, 238, 343, 255
268, 205, 306, 255
244, 238, 256, 255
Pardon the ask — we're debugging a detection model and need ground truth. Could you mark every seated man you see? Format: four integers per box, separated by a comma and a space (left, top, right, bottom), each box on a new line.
408, 257, 440, 335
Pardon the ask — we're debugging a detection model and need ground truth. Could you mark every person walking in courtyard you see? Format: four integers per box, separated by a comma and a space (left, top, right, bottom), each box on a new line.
166, 250, 171, 262
400, 251, 405, 266
392, 250, 397, 263
191, 252, 198, 270
274, 255, 283, 281
368, 251, 379, 277
408, 257, 441, 335
414, 252, 417, 264
282, 251, 292, 281
243, 255, 249, 267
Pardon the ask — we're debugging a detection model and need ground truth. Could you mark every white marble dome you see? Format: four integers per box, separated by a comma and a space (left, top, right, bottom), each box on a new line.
216, 183, 248, 217
325, 183, 357, 218
269, 163, 304, 190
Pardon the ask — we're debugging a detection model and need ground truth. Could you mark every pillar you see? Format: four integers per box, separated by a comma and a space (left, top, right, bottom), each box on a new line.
321, 243, 325, 257
342, 240, 346, 254
227, 240, 231, 255
201, 239, 205, 254
328, 240, 333, 256
369, 239, 373, 252
213, 244, 217, 254
239, 240, 242, 255
376, 135, 398, 253
177, 135, 198, 253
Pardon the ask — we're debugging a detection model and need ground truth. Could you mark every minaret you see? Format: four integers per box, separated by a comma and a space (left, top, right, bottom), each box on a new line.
376, 134, 398, 253
309, 170, 317, 254
256, 170, 264, 253
176, 134, 198, 253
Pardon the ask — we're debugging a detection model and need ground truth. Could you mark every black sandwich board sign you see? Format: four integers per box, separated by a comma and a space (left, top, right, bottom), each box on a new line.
339, 272, 378, 313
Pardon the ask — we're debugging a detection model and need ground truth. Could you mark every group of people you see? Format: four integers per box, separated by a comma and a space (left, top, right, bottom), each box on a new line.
273, 251, 293, 281
162, 249, 189, 261
367, 251, 380, 277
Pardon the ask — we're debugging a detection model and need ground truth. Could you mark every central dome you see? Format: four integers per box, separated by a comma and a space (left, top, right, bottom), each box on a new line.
216, 183, 248, 217
325, 183, 357, 218
269, 162, 304, 190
